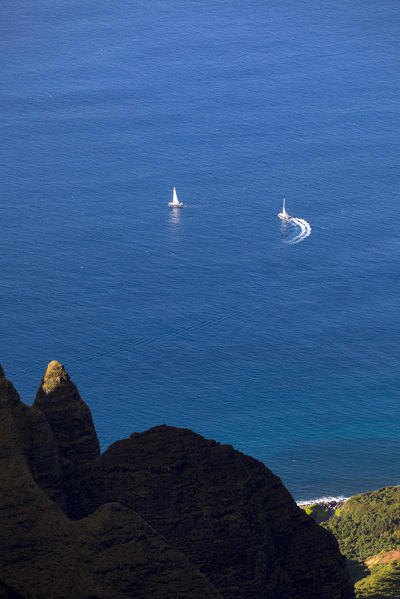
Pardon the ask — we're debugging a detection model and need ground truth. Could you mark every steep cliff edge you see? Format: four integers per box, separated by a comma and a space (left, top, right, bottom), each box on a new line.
33, 360, 100, 517
0, 366, 222, 599
84, 425, 354, 599
0, 363, 66, 508
0, 361, 355, 598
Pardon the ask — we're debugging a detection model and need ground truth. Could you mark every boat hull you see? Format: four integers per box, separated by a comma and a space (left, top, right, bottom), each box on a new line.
278, 212, 291, 220
168, 202, 184, 208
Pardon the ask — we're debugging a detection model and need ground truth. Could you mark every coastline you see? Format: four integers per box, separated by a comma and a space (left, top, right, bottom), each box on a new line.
297, 496, 349, 519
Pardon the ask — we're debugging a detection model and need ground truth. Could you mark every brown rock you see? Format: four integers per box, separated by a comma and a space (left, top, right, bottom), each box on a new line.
0, 368, 20, 408
0, 362, 355, 599
13, 400, 66, 508
86, 425, 355, 599
0, 579, 26, 599
0, 367, 65, 507
33, 361, 100, 517
365, 550, 400, 567
0, 365, 222, 599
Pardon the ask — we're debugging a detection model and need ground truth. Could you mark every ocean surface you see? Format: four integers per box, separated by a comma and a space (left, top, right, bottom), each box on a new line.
1, 0, 400, 501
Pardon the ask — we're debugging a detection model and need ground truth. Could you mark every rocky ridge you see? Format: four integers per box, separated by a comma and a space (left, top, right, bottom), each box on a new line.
33, 360, 100, 517
0, 361, 355, 599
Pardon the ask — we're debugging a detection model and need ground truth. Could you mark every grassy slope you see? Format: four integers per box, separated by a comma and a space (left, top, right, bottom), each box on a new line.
323, 486, 400, 598
355, 562, 400, 598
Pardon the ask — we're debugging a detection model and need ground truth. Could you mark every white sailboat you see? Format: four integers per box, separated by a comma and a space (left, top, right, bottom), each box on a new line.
168, 187, 183, 208
278, 198, 291, 220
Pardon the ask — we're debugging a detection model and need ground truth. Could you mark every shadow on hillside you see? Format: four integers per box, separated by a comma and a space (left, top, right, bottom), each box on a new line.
346, 558, 369, 583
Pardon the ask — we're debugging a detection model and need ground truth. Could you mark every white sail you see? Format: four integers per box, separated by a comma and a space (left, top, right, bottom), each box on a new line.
278, 197, 290, 221
168, 186, 183, 207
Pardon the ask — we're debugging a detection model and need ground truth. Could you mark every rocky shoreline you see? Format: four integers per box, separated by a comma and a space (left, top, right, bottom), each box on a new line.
297, 497, 349, 521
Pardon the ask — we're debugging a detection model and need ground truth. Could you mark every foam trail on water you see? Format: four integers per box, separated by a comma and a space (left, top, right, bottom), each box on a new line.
287, 217, 311, 245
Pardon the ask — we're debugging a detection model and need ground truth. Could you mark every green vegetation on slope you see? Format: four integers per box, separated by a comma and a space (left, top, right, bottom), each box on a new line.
355, 562, 400, 599
303, 503, 330, 523
323, 486, 400, 563
323, 486, 400, 598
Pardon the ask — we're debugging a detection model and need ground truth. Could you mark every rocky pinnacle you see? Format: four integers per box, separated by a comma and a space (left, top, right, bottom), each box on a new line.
41, 360, 70, 394
34, 360, 100, 518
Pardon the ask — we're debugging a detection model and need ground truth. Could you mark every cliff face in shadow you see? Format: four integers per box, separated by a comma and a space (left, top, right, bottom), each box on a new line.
0, 366, 221, 599
83, 425, 355, 599
0, 361, 355, 599
33, 360, 100, 518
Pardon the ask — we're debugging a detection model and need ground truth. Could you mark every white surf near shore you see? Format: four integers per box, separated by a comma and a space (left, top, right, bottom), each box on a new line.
296, 495, 349, 507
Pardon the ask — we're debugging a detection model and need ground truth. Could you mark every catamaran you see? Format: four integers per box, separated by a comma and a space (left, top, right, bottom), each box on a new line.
168, 187, 183, 208
278, 198, 291, 221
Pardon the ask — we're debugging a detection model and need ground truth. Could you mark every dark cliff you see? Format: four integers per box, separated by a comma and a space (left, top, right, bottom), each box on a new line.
33, 360, 100, 517
0, 365, 221, 599
0, 361, 355, 599
83, 425, 355, 599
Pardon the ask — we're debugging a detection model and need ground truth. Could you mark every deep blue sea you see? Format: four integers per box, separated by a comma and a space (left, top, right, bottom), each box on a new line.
1, 0, 400, 501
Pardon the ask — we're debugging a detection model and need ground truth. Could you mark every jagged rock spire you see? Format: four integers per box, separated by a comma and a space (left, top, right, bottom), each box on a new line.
0, 372, 219, 599
41, 360, 70, 394
34, 360, 100, 518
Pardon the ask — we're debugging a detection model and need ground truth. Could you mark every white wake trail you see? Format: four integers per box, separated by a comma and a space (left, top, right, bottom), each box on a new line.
287, 217, 311, 245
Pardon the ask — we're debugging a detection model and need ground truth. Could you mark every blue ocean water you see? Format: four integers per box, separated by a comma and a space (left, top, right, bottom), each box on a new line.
1, 0, 400, 501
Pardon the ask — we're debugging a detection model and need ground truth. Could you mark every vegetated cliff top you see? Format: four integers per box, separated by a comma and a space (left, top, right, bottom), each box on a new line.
323, 486, 400, 598
0, 361, 355, 599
